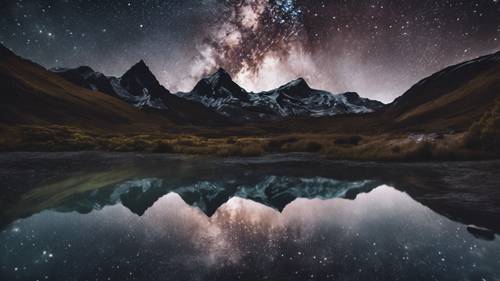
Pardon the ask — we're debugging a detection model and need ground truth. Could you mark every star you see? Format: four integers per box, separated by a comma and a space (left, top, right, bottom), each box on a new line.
0, 0, 497, 103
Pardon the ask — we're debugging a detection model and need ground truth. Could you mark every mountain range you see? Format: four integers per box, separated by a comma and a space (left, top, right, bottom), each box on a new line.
1, 42, 499, 135
51, 62, 384, 122
0, 44, 227, 130
178, 68, 384, 121
51, 60, 232, 126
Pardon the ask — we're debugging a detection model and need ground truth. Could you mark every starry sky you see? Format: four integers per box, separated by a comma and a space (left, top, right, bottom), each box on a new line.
2, 185, 500, 280
1, 0, 500, 102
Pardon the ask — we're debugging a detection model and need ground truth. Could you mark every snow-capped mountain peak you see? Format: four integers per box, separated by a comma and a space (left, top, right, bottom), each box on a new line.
180, 71, 385, 121
281, 77, 310, 89
52, 60, 168, 109
273, 77, 313, 99
52, 60, 385, 123
189, 68, 249, 103
120, 60, 164, 97
207, 68, 233, 86
123, 60, 150, 76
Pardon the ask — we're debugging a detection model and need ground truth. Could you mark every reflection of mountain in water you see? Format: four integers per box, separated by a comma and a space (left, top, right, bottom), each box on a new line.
55, 176, 380, 216
2, 153, 500, 234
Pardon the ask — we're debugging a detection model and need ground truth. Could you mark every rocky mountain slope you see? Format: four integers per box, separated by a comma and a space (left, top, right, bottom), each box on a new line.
53, 61, 166, 109
54, 64, 384, 122
51, 61, 228, 125
0, 44, 175, 130
2, 42, 500, 136
271, 50, 500, 134
178, 68, 384, 121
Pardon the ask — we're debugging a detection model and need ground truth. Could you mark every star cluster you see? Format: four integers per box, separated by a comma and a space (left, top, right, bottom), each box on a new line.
1, 0, 499, 102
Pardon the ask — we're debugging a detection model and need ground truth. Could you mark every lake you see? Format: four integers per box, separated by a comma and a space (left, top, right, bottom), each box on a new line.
0, 152, 499, 281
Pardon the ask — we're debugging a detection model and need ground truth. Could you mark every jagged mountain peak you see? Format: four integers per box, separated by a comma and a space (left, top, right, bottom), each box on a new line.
273, 77, 313, 99
206, 67, 235, 86
342, 92, 360, 98
277, 77, 312, 93
123, 59, 154, 78
181, 70, 385, 120
214, 67, 230, 77
288, 77, 310, 88
74, 65, 95, 73
189, 67, 248, 101
341, 92, 362, 102
120, 59, 167, 97
48, 51, 385, 122
135, 59, 148, 69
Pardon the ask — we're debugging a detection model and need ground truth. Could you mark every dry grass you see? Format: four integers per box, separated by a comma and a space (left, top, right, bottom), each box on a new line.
464, 101, 500, 150
0, 124, 499, 161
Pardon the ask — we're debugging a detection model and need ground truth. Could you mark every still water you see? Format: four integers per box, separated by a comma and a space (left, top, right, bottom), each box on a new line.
0, 152, 499, 281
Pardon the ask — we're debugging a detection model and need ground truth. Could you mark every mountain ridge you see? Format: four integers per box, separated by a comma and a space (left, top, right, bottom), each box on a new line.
52, 59, 230, 125
2, 43, 500, 161
0, 44, 228, 128
53, 60, 385, 121
179, 67, 385, 121
385, 50, 500, 131
0, 44, 166, 130
2, 42, 500, 135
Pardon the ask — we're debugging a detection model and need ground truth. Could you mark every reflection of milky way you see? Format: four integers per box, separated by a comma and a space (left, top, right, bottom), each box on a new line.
2, 186, 500, 281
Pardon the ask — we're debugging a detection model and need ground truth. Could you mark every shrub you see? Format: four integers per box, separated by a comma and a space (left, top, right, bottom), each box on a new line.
129, 139, 150, 151
216, 142, 264, 157
265, 137, 298, 152
105, 137, 152, 152
226, 137, 238, 144
464, 102, 500, 150
304, 141, 322, 152
17, 126, 100, 151
175, 137, 203, 147
240, 144, 264, 156
152, 141, 174, 153
404, 141, 434, 160
21, 126, 71, 142
391, 145, 401, 154
334, 135, 363, 146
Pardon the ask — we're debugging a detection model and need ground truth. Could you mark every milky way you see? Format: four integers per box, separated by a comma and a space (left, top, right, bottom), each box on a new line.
1, 0, 500, 102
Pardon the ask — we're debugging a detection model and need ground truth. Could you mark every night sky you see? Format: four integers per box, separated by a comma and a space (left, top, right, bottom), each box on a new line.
1, 0, 500, 102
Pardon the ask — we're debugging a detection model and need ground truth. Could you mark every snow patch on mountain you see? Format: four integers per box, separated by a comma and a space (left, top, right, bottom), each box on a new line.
52, 62, 169, 110
53, 63, 385, 122
179, 71, 384, 121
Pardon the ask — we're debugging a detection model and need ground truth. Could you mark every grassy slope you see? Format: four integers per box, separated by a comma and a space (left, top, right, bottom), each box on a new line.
1, 44, 500, 160
274, 52, 500, 135
386, 51, 500, 132
0, 45, 176, 132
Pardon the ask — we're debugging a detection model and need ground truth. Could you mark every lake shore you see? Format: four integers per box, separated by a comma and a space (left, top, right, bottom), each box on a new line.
0, 125, 498, 161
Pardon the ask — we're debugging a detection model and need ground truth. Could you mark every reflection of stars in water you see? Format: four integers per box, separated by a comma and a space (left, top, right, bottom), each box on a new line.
1, 187, 499, 280
42, 250, 54, 259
